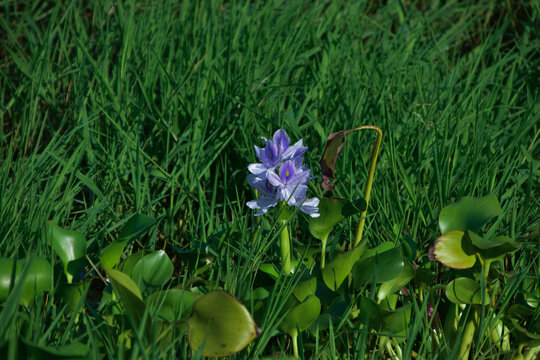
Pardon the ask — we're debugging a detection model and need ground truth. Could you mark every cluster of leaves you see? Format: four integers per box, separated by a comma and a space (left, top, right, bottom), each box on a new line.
0, 215, 259, 358
0, 126, 538, 359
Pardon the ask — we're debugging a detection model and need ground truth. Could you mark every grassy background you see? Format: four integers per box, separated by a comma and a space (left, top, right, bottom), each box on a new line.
1, 0, 539, 358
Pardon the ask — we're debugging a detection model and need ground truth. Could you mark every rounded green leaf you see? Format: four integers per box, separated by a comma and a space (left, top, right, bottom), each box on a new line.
431, 230, 476, 269
0, 257, 52, 306
308, 197, 366, 241
377, 259, 415, 301
101, 214, 156, 268
439, 195, 501, 234
446, 277, 489, 305
101, 241, 129, 269
132, 250, 174, 293
523, 278, 539, 309
292, 277, 317, 303
359, 296, 412, 336
322, 244, 367, 291
279, 295, 321, 336
0, 257, 15, 301
353, 247, 405, 289
46, 222, 87, 283
188, 291, 260, 357
467, 231, 521, 259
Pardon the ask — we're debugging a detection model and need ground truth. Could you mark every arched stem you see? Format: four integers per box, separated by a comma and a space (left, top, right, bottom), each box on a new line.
354, 126, 383, 247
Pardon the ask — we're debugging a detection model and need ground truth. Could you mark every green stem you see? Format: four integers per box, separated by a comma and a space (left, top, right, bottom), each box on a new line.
524, 345, 540, 360
280, 222, 291, 274
320, 234, 328, 269
354, 126, 383, 247
277, 204, 293, 274
459, 315, 476, 360
291, 331, 299, 359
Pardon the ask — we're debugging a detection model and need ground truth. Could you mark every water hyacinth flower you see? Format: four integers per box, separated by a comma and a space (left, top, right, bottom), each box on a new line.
247, 129, 319, 217
248, 129, 307, 175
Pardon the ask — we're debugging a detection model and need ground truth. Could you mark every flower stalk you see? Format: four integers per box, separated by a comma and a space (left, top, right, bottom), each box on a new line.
354, 126, 383, 248
277, 205, 292, 274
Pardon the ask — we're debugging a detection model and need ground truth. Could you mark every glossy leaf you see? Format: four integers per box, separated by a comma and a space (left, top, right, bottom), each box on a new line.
0, 257, 52, 306
0, 257, 15, 301
359, 296, 412, 336
146, 289, 199, 323
523, 278, 539, 309
101, 241, 129, 269
188, 291, 259, 357
353, 247, 405, 288
446, 277, 489, 305
105, 268, 148, 333
279, 295, 321, 336
467, 231, 521, 259
46, 222, 87, 283
439, 195, 501, 234
377, 259, 415, 301
22, 258, 53, 306
292, 277, 317, 302
308, 197, 366, 241
322, 243, 367, 291
259, 263, 280, 280
132, 250, 174, 293
119, 251, 147, 276
101, 214, 155, 268
430, 230, 476, 269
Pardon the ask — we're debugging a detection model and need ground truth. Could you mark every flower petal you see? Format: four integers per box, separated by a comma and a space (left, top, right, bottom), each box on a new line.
287, 184, 307, 206
288, 168, 310, 185
264, 140, 279, 166
248, 163, 268, 175
246, 197, 278, 212
273, 129, 290, 154
267, 171, 283, 187
282, 139, 304, 160
254, 145, 266, 163
279, 160, 295, 183
300, 197, 320, 217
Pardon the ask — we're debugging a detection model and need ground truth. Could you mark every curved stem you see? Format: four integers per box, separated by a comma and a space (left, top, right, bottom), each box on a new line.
354, 126, 383, 247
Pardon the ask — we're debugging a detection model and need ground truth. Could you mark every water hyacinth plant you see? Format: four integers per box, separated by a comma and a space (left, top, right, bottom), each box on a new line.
247, 129, 319, 276
1, 2, 537, 358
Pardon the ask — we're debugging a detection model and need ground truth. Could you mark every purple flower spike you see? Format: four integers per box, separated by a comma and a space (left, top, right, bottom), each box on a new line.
246, 128, 319, 218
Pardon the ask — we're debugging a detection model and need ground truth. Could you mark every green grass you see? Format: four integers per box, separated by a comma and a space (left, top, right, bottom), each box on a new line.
1, 0, 539, 359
